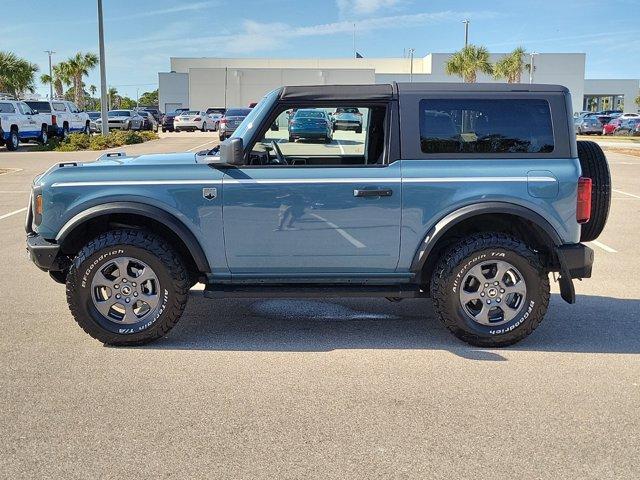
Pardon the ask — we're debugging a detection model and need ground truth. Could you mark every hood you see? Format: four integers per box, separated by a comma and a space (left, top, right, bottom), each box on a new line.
35, 152, 198, 185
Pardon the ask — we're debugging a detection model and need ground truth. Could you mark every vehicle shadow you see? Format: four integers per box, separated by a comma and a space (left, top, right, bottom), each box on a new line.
131, 294, 640, 357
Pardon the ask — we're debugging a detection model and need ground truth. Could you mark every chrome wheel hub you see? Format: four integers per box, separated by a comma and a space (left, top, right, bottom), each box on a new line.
459, 260, 527, 326
90, 256, 160, 325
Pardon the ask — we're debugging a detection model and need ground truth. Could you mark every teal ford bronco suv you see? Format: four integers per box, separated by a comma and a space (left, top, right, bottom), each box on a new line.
26, 83, 610, 347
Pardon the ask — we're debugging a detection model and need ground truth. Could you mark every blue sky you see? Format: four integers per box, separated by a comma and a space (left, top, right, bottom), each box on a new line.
2, 0, 638, 99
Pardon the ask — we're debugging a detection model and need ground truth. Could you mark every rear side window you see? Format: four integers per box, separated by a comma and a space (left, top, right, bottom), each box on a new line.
419, 98, 554, 154
25, 101, 52, 113
0, 102, 15, 113
52, 102, 67, 112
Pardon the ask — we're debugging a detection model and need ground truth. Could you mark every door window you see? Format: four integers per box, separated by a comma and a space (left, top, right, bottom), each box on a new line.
250, 105, 386, 167
0, 102, 16, 113
52, 102, 66, 112
18, 102, 34, 115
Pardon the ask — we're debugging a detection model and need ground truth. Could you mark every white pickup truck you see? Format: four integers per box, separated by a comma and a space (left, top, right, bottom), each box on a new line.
25, 100, 90, 138
0, 100, 52, 150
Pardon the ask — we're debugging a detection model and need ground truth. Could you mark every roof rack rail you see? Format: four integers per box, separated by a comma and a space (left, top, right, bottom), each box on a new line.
96, 151, 127, 162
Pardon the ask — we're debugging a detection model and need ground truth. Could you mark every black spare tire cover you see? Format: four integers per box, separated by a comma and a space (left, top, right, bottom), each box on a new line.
577, 140, 611, 242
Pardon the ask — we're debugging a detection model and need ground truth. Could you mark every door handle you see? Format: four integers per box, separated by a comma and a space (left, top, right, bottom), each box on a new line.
353, 188, 393, 197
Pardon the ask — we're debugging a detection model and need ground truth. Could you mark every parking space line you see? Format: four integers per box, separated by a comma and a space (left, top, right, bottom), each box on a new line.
0, 168, 23, 176
590, 240, 618, 253
335, 139, 346, 155
613, 189, 640, 199
0, 207, 27, 221
187, 140, 218, 152
310, 213, 365, 249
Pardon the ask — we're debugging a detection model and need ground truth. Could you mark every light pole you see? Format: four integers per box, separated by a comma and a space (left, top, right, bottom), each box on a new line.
44, 50, 55, 100
529, 52, 538, 84
97, 0, 109, 135
462, 19, 469, 47
408, 48, 415, 83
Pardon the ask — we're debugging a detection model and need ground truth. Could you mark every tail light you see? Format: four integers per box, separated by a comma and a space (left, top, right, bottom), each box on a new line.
194, 117, 202, 121
51, 114, 57, 125
577, 177, 592, 224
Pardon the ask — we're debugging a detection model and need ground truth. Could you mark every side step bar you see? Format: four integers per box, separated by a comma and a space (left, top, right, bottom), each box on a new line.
203, 284, 428, 299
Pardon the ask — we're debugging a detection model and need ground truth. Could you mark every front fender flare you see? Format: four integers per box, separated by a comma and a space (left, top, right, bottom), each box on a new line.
55, 201, 210, 273
410, 201, 563, 274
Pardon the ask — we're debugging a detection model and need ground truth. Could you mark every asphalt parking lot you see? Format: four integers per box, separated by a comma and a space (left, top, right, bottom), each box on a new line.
0, 133, 638, 479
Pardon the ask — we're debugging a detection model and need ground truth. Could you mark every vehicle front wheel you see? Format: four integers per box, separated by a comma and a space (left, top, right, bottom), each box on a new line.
66, 229, 190, 346
201, 122, 207, 132
430, 233, 550, 347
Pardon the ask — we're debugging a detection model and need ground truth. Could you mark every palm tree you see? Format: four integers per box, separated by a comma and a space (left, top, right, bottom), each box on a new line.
0, 51, 39, 98
89, 84, 97, 97
64, 52, 98, 108
108, 86, 120, 109
40, 62, 71, 99
493, 47, 527, 83
445, 45, 493, 83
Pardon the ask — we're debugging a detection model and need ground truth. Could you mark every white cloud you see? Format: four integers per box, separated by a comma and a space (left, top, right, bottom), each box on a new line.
336, 0, 401, 17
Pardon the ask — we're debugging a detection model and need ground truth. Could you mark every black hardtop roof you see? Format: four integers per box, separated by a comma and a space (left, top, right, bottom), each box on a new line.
279, 82, 568, 101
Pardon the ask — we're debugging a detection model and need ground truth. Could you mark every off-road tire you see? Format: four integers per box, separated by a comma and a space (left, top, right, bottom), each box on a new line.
430, 233, 550, 347
66, 229, 189, 346
577, 140, 611, 242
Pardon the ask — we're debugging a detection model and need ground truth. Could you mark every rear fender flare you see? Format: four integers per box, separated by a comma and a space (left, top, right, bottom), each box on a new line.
410, 202, 563, 274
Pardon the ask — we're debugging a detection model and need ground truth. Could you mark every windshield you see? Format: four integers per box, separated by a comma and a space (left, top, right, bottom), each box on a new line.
226, 108, 252, 117
295, 110, 324, 119
88, 112, 100, 119
184, 110, 199, 115
108, 110, 130, 117
231, 88, 281, 144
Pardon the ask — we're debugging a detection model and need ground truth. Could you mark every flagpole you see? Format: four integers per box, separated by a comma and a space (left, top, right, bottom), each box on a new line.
353, 23, 356, 58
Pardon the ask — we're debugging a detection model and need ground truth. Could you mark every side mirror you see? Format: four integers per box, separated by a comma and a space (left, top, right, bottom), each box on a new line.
219, 137, 244, 165
32, 109, 39, 114
270, 122, 279, 131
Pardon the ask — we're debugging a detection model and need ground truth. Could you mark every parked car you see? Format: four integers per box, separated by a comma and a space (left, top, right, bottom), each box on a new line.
615, 118, 640, 135
87, 112, 101, 133
575, 115, 602, 135
0, 100, 52, 150
288, 108, 333, 143
218, 107, 252, 140
331, 107, 363, 132
174, 110, 210, 132
95, 110, 145, 131
617, 113, 640, 120
25, 100, 90, 137
206, 113, 223, 131
602, 117, 623, 135
161, 111, 178, 132
136, 111, 159, 132
206, 108, 225, 116
25, 83, 610, 349
138, 106, 162, 123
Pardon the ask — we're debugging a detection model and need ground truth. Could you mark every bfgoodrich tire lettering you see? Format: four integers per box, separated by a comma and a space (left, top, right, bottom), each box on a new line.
66, 229, 189, 345
430, 233, 550, 347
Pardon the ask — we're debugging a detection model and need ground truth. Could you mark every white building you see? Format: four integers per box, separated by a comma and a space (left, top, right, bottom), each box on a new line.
159, 54, 639, 115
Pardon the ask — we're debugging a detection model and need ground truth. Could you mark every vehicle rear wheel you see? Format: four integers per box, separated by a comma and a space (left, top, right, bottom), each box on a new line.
201, 122, 207, 132
5, 128, 19, 151
577, 140, 611, 242
355, 126, 362, 134
62, 124, 70, 138
66, 229, 189, 346
84, 122, 90, 134
39, 126, 48, 145
288, 136, 294, 142
430, 233, 550, 347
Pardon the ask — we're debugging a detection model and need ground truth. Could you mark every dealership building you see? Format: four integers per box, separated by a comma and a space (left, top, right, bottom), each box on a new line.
158, 53, 639, 115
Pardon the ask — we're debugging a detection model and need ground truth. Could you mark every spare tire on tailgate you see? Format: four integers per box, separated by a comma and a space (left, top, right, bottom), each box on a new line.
577, 140, 611, 242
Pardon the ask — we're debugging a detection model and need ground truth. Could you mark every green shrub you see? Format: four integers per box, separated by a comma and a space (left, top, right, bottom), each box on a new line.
39, 129, 159, 152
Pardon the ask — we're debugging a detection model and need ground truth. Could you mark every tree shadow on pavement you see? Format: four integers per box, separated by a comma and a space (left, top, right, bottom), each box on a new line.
136, 294, 640, 357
